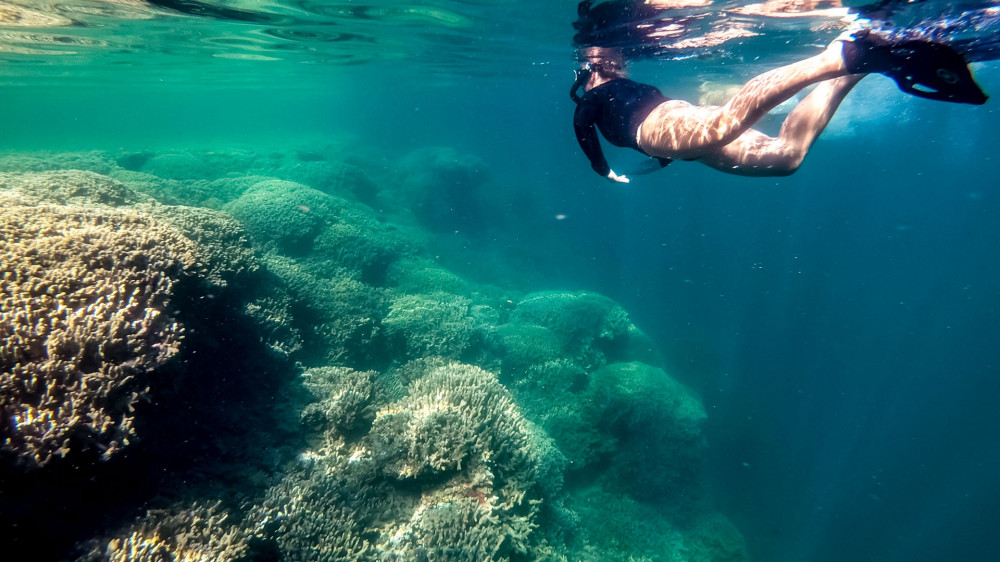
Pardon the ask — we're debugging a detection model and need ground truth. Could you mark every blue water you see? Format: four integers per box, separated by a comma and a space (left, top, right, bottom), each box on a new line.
3, 1, 1000, 561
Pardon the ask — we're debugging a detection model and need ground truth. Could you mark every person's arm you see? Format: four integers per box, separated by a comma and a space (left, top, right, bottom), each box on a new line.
574, 95, 630, 183
573, 102, 611, 177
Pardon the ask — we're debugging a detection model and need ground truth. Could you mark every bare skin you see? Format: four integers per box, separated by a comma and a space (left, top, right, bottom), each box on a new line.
589, 41, 864, 179
694, 73, 864, 175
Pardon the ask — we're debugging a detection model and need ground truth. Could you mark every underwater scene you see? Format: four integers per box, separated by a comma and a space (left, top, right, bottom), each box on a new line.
2, 1, 1000, 561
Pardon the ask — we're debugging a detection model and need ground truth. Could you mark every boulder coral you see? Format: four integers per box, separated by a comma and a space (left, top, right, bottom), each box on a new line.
509, 291, 640, 368
0, 203, 198, 466
222, 180, 344, 255
587, 361, 708, 507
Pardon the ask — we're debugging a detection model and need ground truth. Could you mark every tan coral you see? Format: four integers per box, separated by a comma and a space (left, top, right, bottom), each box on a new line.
0, 204, 198, 466
100, 501, 249, 562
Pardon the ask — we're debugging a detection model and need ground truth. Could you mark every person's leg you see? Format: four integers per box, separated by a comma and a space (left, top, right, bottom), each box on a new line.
638, 41, 850, 159
698, 74, 867, 176
694, 74, 864, 176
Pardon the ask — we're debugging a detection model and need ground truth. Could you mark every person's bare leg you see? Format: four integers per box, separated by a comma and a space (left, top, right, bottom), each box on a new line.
638, 42, 851, 158
695, 74, 865, 176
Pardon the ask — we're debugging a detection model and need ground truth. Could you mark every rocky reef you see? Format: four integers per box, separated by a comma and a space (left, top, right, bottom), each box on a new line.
0, 146, 748, 561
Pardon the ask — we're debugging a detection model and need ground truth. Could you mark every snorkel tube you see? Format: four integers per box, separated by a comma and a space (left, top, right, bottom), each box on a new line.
570, 64, 593, 104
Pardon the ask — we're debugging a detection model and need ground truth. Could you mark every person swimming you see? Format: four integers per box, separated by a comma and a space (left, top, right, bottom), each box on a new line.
570, 3, 989, 181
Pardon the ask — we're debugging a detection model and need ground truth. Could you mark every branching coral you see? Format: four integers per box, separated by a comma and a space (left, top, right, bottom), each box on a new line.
383, 497, 509, 561
143, 204, 259, 287
0, 204, 198, 466
254, 362, 548, 561
382, 292, 478, 361
370, 362, 538, 502
253, 450, 387, 562
300, 366, 379, 441
262, 252, 389, 367
84, 501, 249, 562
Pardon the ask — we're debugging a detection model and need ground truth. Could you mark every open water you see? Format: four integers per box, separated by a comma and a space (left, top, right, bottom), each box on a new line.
2, 1, 1000, 561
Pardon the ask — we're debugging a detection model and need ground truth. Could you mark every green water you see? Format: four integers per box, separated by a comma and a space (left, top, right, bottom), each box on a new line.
3, 1, 1000, 561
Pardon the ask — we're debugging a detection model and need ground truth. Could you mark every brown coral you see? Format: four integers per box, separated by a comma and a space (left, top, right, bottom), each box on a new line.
0, 204, 198, 466
81, 501, 249, 562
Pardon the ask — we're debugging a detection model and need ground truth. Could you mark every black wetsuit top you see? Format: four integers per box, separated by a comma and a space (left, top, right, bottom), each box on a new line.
573, 78, 670, 177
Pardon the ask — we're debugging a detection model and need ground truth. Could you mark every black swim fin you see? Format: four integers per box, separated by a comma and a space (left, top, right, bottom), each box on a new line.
842, 30, 988, 105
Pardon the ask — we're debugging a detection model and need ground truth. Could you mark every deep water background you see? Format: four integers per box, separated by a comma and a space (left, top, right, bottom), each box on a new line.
3, 3, 1000, 559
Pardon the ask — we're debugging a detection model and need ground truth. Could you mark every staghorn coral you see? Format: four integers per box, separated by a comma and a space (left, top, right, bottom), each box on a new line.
0, 204, 198, 466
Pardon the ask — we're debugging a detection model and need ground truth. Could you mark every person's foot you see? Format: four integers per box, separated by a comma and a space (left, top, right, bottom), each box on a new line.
841, 29, 988, 105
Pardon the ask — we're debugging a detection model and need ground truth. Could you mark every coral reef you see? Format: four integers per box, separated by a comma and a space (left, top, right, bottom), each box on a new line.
222, 180, 344, 255
252, 361, 551, 561
382, 292, 480, 362
0, 151, 117, 175
0, 202, 197, 467
261, 252, 389, 367
387, 146, 493, 234
509, 290, 657, 368
139, 152, 215, 181
78, 502, 249, 562
0, 169, 150, 207
587, 362, 708, 502
299, 366, 380, 439
0, 147, 747, 562
386, 257, 473, 295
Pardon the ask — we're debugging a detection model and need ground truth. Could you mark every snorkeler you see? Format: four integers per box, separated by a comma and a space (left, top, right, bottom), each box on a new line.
571, 29, 989, 181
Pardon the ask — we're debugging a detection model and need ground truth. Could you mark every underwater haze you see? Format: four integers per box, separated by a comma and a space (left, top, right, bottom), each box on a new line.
2, 1, 1000, 561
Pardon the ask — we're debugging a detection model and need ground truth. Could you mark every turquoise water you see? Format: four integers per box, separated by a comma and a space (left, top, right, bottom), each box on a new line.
2, 1, 1000, 561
